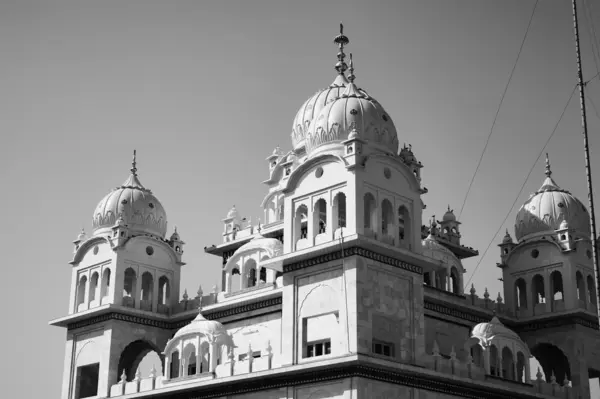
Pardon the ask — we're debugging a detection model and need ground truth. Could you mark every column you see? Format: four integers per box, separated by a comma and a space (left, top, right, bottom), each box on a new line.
307, 206, 314, 246
195, 337, 201, 375
165, 356, 171, 379
225, 272, 231, 293
327, 199, 334, 241
152, 272, 159, 313
134, 268, 142, 310
209, 342, 218, 372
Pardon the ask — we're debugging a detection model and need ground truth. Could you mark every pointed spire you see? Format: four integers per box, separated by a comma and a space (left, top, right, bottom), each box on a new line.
348, 53, 355, 83
470, 283, 476, 295
121, 150, 147, 190
131, 149, 138, 176
545, 153, 552, 177
333, 22, 349, 75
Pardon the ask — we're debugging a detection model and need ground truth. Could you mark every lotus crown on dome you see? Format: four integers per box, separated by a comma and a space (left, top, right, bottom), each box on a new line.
172, 310, 227, 340
472, 316, 521, 342
514, 170, 589, 241
305, 81, 399, 157
442, 207, 456, 222
92, 157, 167, 238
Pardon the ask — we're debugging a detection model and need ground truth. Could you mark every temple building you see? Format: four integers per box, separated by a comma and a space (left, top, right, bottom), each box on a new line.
50, 26, 600, 399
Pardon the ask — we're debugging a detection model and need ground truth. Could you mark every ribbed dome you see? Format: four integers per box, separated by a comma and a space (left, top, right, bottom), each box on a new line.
472, 316, 521, 342
226, 205, 240, 220
92, 159, 167, 238
172, 311, 227, 341
514, 161, 589, 241
305, 80, 399, 157
421, 234, 457, 260
291, 74, 349, 152
442, 207, 456, 222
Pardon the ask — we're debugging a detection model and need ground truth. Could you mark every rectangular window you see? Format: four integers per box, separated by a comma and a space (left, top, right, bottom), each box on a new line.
305, 339, 332, 359
302, 312, 337, 359
372, 339, 395, 358
76, 363, 100, 399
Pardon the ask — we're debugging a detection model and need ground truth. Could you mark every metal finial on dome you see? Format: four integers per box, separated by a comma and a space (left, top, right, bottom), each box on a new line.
545, 153, 552, 177
131, 149, 138, 176
348, 53, 355, 83
333, 22, 349, 75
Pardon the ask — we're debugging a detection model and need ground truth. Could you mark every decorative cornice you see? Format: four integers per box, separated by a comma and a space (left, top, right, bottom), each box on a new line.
66, 297, 283, 331
284, 246, 422, 275
151, 361, 548, 399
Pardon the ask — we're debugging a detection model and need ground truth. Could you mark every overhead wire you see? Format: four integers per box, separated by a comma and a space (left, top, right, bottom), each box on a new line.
464, 84, 578, 288
457, 0, 540, 220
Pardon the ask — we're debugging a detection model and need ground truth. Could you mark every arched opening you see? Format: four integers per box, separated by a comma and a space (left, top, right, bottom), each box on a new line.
77, 276, 87, 310
313, 198, 327, 237
117, 340, 164, 382
502, 346, 515, 380
550, 270, 564, 301
517, 351, 527, 383
398, 205, 410, 249
158, 276, 170, 306
140, 272, 154, 311
363, 193, 376, 236
259, 267, 267, 284
576, 271, 586, 306
515, 278, 527, 310
333, 192, 347, 231
199, 342, 210, 373
532, 274, 546, 313
101, 268, 111, 299
450, 267, 460, 294
490, 344, 499, 376
587, 275, 597, 307
89, 272, 99, 305
123, 268, 137, 307
135, 350, 162, 381
183, 343, 196, 377
381, 199, 394, 241
170, 351, 180, 379
470, 344, 484, 368
423, 272, 431, 286
230, 268, 241, 292
531, 343, 571, 384
245, 259, 257, 288
294, 205, 308, 249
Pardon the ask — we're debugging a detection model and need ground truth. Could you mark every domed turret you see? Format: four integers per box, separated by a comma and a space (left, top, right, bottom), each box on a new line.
443, 207, 456, 222
305, 54, 399, 158
514, 154, 589, 241
472, 316, 521, 343
92, 151, 167, 238
502, 229, 513, 244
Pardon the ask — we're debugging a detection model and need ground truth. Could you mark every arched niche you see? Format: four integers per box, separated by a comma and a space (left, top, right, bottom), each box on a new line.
117, 340, 164, 382
530, 343, 571, 384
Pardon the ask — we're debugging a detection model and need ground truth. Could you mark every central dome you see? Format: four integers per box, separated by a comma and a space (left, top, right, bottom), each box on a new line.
514, 155, 589, 241
92, 152, 168, 238
305, 61, 399, 157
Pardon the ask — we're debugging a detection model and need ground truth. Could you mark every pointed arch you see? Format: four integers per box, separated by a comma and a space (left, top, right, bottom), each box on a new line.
140, 272, 154, 311
398, 205, 411, 249
158, 276, 170, 306
332, 192, 347, 232
489, 344, 499, 376
531, 343, 571, 383
363, 192, 377, 235
245, 259, 257, 288
587, 275, 597, 306
101, 268, 111, 299
259, 267, 267, 284
169, 351, 180, 379
183, 343, 197, 377
77, 275, 87, 311
470, 344, 484, 368
230, 268, 241, 292
89, 272, 99, 305
381, 199, 394, 239
517, 351, 527, 383
550, 270, 564, 301
294, 204, 309, 249
313, 198, 327, 237
576, 271, 586, 306
532, 274, 546, 308
515, 278, 527, 310
502, 346, 514, 380
117, 340, 164, 382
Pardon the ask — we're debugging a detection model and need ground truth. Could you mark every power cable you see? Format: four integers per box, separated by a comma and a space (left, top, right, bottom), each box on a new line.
464, 84, 578, 288
457, 0, 539, 220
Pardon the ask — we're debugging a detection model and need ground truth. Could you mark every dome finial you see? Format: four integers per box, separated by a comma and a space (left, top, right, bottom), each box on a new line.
333, 22, 349, 75
131, 149, 138, 176
348, 53, 355, 83
545, 152, 552, 177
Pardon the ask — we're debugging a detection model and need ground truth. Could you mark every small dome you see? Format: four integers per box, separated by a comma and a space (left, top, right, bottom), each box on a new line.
226, 205, 240, 220
170, 227, 180, 241
77, 228, 86, 242
502, 229, 513, 244
559, 219, 569, 230
472, 316, 521, 343
443, 207, 456, 222
92, 155, 167, 238
422, 234, 457, 260
291, 74, 349, 152
399, 144, 417, 164
172, 311, 227, 341
305, 80, 399, 157
514, 161, 589, 241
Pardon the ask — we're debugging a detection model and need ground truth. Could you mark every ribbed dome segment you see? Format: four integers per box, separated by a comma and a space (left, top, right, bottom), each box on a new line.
92, 156, 167, 238
514, 175, 589, 241
172, 311, 227, 340
472, 316, 521, 342
291, 74, 349, 152
305, 82, 399, 157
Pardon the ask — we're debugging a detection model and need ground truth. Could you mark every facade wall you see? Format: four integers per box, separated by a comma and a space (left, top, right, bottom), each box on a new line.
424, 317, 471, 360
225, 312, 282, 363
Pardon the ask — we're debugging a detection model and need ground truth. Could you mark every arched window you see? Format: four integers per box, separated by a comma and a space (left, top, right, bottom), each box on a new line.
200, 342, 210, 373
230, 268, 241, 292
576, 271, 586, 305
502, 347, 514, 380
398, 205, 410, 248
101, 268, 111, 298
550, 270, 563, 301
170, 352, 180, 379
313, 199, 327, 236
532, 274, 545, 305
333, 192, 346, 230
183, 343, 196, 377
471, 345, 484, 367
77, 276, 87, 309
587, 275, 597, 306
450, 267, 460, 294
158, 276, 170, 305
140, 272, 154, 310
294, 205, 308, 248
516, 351, 527, 383
489, 345, 499, 376
381, 199, 394, 237
89, 272, 99, 304
515, 278, 527, 310
363, 193, 376, 232
423, 272, 431, 286
123, 268, 137, 298
259, 267, 267, 284
245, 259, 257, 288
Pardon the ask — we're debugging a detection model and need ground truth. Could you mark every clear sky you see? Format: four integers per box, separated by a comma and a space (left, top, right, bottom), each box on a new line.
1, 0, 599, 397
